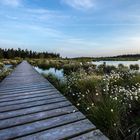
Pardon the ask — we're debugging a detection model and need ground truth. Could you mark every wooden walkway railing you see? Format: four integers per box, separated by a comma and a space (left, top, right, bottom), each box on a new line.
0, 61, 109, 140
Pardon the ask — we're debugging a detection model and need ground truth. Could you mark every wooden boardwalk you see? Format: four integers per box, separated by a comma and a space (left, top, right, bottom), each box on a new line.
0, 61, 109, 140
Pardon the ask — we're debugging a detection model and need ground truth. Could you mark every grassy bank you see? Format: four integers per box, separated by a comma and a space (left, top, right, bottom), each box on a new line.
0, 69, 12, 82
45, 71, 140, 140
0, 59, 22, 82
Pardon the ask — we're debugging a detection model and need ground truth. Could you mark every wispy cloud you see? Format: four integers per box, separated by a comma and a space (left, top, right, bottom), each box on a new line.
55, 32, 140, 57
26, 8, 70, 22
61, 0, 95, 10
0, 0, 22, 7
26, 25, 64, 38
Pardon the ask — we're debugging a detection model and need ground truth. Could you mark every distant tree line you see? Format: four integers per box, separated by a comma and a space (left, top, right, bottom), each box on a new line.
115, 54, 140, 58
71, 54, 140, 62
0, 48, 60, 59
92, 54, 140, 61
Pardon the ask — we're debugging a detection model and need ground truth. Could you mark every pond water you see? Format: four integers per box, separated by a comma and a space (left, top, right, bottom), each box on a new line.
92, 60, 140, 67
0, 64, 13, 73
34, 67, 64, 79
4, 64, 13, 69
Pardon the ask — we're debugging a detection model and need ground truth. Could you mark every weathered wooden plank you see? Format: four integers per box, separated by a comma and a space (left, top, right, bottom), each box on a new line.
0, 90, 59, 102
16, 119, 96, 140
0, 94, 63, 107
0, 86, 53, 95
1, 82, 45, 87
0, 82, 48, 90
0, 100, 70, 119
0, 97, 66, 113
1, 79, 46, 85
0, 89, 57, 100
0, 83, 51, 93
0, 88, 55, 97
0, 79, 46, 87
3, 76, 44, 80
1, 77, 46, 83
0, 112, 86, 140
70, 130, 109, 140
0, 82, 49, 89
0, 106, 77, 129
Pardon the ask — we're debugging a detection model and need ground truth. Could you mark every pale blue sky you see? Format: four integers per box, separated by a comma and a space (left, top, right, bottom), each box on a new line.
0, 0, 140, 57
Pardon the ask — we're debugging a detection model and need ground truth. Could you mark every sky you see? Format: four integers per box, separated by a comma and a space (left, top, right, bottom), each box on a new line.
0, 0, 140, 57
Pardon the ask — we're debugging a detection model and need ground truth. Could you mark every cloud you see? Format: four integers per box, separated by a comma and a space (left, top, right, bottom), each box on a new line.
26, 8, 53, 14
10, 7, 70, 27
55, 34, 140, 57
62, 0, 95, 10
0, 0, 22, 7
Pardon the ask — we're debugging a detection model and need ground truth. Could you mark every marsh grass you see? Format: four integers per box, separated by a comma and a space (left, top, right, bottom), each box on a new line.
28, 59, 97, 75
0, 59, 21, 81
87, 97, 125, 140
0, 69, 12, 82
43, 73, 68, 94
43, 66, 140, 140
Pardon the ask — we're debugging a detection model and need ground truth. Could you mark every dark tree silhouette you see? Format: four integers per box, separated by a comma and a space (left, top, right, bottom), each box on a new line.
0, 48, 60, 59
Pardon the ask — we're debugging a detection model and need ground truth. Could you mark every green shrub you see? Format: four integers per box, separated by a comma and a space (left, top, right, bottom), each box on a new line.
130, 64, 139, 71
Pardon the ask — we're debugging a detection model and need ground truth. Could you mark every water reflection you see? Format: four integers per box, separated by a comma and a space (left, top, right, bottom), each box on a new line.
4, 64, 13, 69
34, 67, 64, 79
92, 61, 140, 67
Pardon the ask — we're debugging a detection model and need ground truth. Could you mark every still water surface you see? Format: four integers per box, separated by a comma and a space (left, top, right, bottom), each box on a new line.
92, 60, 140, 67
34, 67, 64, 79
4, 64, 13, 69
